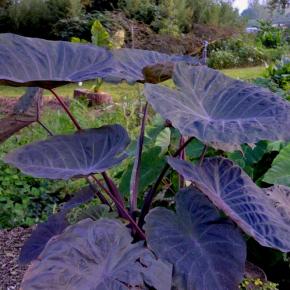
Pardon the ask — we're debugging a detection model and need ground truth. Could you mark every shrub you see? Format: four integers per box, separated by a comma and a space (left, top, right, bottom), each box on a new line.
208, 50, 238, 69
208, 37, 269, 69
257, 20, 283, 48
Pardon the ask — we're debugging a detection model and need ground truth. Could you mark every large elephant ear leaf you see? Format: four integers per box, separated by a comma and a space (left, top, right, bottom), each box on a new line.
20, 186, 95, 264
19, 212, 69, 265
106, 48, 199, 84
144, 187, 246, 290
21, 219, 172, 290
0, 33, 115, 88
4, 124, 130, 179
144, 63, 290, 149
0, 87, 43, 144
167, 156, 290, 252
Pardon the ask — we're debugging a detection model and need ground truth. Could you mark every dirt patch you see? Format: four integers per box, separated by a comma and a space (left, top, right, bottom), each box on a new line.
105, 11, 238, 55
0, 96, 70, 115
0, 227, 32, 290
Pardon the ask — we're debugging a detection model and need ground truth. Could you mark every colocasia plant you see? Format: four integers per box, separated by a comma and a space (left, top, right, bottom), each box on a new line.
1, 33, 290, 290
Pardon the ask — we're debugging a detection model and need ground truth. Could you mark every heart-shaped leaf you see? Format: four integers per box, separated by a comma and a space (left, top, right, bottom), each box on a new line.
263, 143, 290, 186
167, 156, 290, 252
21, 219, 172, 290
144, 187, 246, 290
106, 48, 199, 84
19, 186, 95, 264
0, 87, 43, 144
4, 124, 130, 179
0, 33, 115, 88
144, 63, 290, 148
19, 212, 69, 265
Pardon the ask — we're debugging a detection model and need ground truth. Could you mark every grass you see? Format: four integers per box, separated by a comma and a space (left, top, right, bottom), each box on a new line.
0, 66, 267, 98
221, 66, 266, 80
0, 81, 142, 101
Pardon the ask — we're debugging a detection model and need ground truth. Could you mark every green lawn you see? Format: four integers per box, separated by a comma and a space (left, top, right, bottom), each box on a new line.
0, 66, 266, 98
221, 66, 266, 80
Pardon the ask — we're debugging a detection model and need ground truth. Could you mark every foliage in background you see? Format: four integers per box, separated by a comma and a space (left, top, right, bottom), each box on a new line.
208, 37, 265, 69
257, 20, 283, 49
118, 0, 243, 35
0, 0, 77, 39
208, 36, 289, 69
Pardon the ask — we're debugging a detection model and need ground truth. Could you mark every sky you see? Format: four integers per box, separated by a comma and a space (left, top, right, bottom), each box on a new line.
233, 0, 249, 12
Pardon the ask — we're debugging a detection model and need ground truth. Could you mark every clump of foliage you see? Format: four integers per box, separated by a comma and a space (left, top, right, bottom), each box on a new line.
71, 19, 113, 48
0, 0, 78, 39
257, 20, 283, 48
2, 33, 290, 289
266, 56, 290, 90
208, 37, 266, 69
240, 278, 278, 290
253, 56, 290, 99
118, 0, 243, 35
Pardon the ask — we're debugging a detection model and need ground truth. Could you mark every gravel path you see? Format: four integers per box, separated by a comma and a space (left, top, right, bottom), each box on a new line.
0, 227, 32, 290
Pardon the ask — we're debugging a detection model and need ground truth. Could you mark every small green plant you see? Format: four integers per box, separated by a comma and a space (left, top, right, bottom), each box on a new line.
240, 278, 279, 290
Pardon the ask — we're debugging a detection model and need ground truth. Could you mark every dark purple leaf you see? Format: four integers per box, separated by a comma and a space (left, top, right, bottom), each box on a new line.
0, 33, 115, 89
4, 124, 130, 179
19, 212, 68, 265
106, 48, 199, 84
144, 63, 290, 149
167, 156, 290, 252
20, 186, 95, 265
21, 219, 172, 290
61, 186, 95, 210
144, 187, 246, 290
0, 87, 43, 144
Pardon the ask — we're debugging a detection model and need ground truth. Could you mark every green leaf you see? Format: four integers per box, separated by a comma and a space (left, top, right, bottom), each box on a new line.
186, 139, 205, 158
263, 143, 290, 186
119, 147, 165, 196
155, 128, 171, 154
91, 20, 112, 49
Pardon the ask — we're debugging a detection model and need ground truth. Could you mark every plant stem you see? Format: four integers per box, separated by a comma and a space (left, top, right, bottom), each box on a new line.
50, 88, 143, 236
199, 145, 208, 166
178, 135, 186, 189
37, 120, 53, 136
102, 172, 125, 208
50, 89, 81, 130
98, 175, 145, 239
138, 136, 194, 228
86, 177, 112, 208
130, 102, 148, 216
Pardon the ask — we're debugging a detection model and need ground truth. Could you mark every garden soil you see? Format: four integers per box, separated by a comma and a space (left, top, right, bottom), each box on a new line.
0, 227, 32, 290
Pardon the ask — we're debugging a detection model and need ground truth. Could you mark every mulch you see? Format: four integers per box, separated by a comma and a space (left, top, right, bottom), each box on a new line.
0, 227, 32, 290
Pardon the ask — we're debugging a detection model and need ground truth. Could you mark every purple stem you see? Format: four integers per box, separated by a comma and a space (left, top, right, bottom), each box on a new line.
50, 88, 145, 238
50, 89, 81, 130
138, 136, 194, 228
102, 172, 126, 209
86, 177, 112, 208
199, 145, 208, 166
130, 102, 148, 216
178, 135, 186, 189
